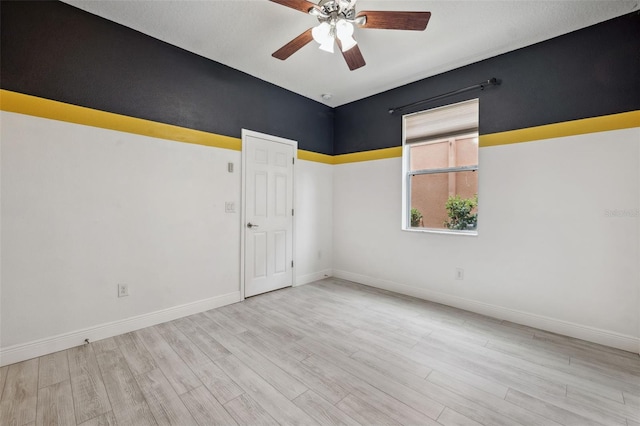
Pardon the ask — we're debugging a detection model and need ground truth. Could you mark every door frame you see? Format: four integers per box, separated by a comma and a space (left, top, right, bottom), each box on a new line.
240, 129, 297, 300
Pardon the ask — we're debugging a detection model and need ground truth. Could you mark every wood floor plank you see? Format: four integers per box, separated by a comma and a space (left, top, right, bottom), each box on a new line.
0, 365, 8, 400
428, 330, 637, 399
302, 346, 521, 426
567, 385, 640, 422
151, 319, 242, 406
135, 368, 198, 425
77, 411, 118, 426
135, 326, 201, 395
375, 346, 509, 399
218, 303, 311, 349
203, 309, 248, 335
93, 342, 157, 426
506, 387, 628, 425
300, 337, 445, 420
215, 354, 319, 425
67, 344, 112, 424
336, 394, 401, 426
193, 315, 309, 401
623, 391, 640, 410
268, 292, 427, 344
533, 332, 640, 365
484, 336, 572, 368
437, 407, 484, 426
221, 304, 307, 343
180, 386, 238, 426
36, 380, 75, 426
0, 358, 39, 426
350, 349, 431, 381
474, 334, 635, 401
115, 332, 158, 376
236, 331, 350, 404
569, 356, 640, 390
189, 359, 244, 405
301, 354, 441, 426
505, 388, 610, 426
236, 328, 311, 363
155, 322, 212, 368
284, 287, 432, 341
173, 316, 230, 361
224, 393, 279, 426
3, 278, 639, 426
292, 390, 360, 426
426, 327, 489, 348
37, 351, 70, 389
330, 328, 436, 379
414, 336, 568, 398
427, 371, 563, 426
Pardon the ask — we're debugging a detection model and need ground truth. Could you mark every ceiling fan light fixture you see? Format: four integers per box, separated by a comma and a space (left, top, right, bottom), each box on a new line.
313, 21, 335, 53
336, 19, 357, 51
312, 21, 331, 44
319, 38, 335, 53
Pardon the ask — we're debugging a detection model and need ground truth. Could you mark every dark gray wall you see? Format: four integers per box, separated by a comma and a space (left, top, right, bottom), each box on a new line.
333, 12, 640, 154
2, 2, 638, 156
1, 0, 334, 154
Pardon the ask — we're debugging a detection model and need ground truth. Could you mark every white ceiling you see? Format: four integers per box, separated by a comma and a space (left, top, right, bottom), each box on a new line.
62, 0, 638, 107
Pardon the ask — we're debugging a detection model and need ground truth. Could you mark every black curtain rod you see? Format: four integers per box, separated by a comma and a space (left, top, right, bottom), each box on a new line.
388, 77, 500, 114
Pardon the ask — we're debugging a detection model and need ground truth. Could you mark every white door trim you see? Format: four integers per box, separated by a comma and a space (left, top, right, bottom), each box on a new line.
240, 129, 297, 300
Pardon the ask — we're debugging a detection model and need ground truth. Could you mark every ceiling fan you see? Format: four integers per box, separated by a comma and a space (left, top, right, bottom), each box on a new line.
270, 0, 431, 71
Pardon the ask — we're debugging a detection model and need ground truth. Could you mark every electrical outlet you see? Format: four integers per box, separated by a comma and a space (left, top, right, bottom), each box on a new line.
455, 268, 464, 280
118, 283, 129, 297
225, 202, 236, 213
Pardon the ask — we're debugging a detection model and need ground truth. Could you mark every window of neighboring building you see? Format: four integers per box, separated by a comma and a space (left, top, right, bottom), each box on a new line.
402, 99, 479, 234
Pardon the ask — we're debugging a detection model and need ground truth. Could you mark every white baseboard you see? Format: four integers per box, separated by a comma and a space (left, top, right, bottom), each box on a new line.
295, 269, 333, 287
0, 291, 241, 367
333, 270, 640, 355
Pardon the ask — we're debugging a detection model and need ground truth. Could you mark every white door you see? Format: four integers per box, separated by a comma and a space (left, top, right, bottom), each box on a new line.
242, 130, 296, 298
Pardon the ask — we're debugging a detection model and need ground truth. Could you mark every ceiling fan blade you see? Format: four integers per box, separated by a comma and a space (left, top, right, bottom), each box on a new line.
272, 28, 314, 60
337, 40, 366, 71
356, 11, 431, 31
269, 0, 317, 14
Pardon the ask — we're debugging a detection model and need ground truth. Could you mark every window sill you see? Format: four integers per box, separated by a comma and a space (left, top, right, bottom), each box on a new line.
404, 227, 478, 236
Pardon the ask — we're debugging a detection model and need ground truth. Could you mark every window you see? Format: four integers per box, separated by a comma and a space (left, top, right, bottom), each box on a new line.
402, 99, 479, 233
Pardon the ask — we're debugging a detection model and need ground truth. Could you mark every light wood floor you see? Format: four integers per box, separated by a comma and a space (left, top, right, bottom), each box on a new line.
1, 278, 639, 426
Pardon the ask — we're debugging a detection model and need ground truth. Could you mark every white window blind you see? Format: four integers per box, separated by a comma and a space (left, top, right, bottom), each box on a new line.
405, 99, 479, 143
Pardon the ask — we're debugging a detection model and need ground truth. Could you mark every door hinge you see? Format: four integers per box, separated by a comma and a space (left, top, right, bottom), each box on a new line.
292, 157, 295, 164
292, 209, 294, 216
291, 260, 294, 268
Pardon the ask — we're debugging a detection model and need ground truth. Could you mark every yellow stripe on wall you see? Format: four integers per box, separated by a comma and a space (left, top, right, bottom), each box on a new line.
333, 147, 403, 164
0, 89, 242, 151
298, 150, 335, 164
480, 110, 640, 147
2, 89, 638, 164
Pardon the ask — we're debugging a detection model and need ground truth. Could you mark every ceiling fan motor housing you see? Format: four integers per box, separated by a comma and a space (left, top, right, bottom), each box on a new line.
314, 0, 357, 23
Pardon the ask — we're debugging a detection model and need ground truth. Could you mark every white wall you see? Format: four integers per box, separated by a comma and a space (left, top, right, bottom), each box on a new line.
2, 107, 636, 363
0, 111, 334, 365
295, 159, 333, 285
333, 128, 640, 352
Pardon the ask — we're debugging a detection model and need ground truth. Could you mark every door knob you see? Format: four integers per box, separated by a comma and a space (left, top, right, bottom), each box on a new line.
247, 222, 259, 229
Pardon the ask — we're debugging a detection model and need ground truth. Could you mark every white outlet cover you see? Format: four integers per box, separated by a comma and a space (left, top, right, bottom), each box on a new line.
118, 284, 129, 297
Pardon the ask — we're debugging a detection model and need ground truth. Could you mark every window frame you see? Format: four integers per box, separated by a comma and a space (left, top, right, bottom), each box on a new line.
401, 100, 479, 235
